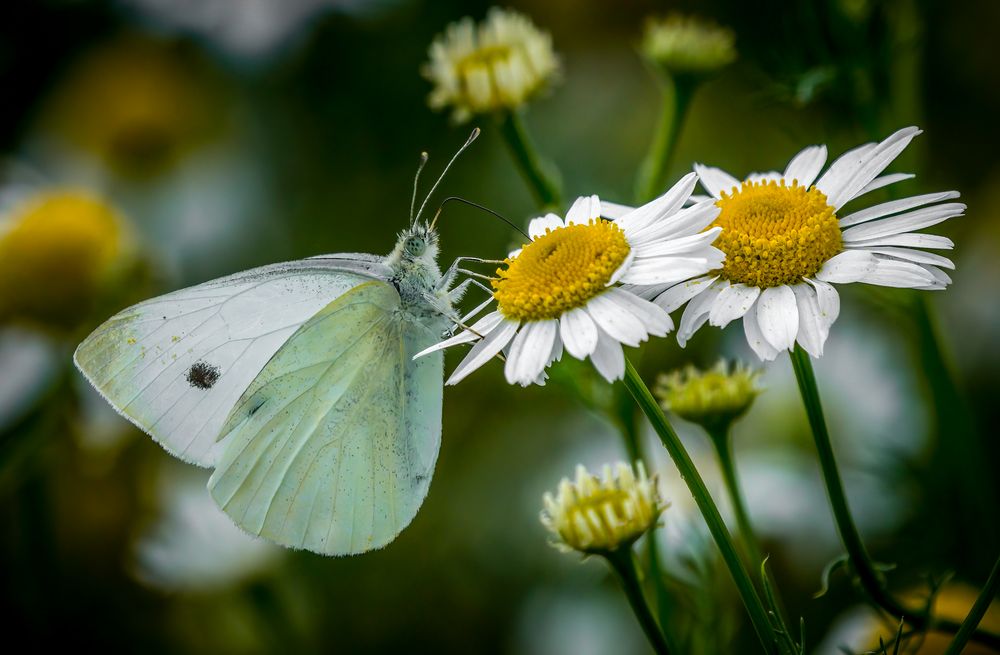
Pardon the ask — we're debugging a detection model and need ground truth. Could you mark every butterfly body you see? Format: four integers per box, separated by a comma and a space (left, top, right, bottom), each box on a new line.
76, 224, 460, 555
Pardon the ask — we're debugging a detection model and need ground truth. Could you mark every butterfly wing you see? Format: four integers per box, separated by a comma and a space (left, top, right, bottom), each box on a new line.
74, 257, 393, 467
207, 280, 444, 556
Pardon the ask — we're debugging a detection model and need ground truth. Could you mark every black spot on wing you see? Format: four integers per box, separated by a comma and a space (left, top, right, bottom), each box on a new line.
186, 360, 221, 390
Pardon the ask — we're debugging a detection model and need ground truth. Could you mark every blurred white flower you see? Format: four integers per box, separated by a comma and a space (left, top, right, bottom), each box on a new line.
118, 0, 385, 61
641, 14, 737, 77
0, 328, 59, 430
133, 466, 280, 592
424, 7, 559, 123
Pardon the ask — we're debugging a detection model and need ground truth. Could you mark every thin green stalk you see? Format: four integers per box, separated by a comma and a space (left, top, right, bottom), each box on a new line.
635, 76, 695, 204
497, 110, 562, 210
789, 345, 1000, 650
943, 554, 1000, 655
622, 359, 781, 655
709, 427, 793, 634
605, 548, 674, 655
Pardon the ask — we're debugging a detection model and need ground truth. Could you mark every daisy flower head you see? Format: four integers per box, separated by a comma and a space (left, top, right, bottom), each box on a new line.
618, 127, 963, 361
418, 174, 724, 386
423, 7, 559, 124
641, 14, 737, 78
541, 461, 664, 555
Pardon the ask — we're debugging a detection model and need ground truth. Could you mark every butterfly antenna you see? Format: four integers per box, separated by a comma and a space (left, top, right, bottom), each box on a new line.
432, 196, 529, 239
409, 151, 430, 227
415, 128, 480, 225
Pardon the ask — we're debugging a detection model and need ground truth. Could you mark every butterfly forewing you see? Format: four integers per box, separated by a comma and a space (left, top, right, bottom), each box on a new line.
208, 281, 444, 556
73, 259, 390, 467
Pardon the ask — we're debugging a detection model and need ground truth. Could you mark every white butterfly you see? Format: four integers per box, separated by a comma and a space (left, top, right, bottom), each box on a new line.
75, 133, 485, 556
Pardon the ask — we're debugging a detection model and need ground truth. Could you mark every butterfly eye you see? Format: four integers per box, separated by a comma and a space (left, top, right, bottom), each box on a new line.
405, 237, 426, 256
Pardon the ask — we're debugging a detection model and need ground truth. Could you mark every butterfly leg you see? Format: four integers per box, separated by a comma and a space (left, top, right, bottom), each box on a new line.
437, 256, 504, 293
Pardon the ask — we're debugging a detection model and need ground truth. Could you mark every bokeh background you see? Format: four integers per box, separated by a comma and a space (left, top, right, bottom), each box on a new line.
1, 0, 998, 653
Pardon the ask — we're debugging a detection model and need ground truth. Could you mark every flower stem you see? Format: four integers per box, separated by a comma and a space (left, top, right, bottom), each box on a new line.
497, 110, 562, 210
605, 548, 674, 655
634, 76, 695, 204
788, 345, 1000, 650
622, 359, 780, 655
708, 427, 792, 632
942, 554, 1000, 655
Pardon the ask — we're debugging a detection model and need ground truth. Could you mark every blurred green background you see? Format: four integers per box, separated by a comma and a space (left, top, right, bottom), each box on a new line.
1, 0, 998, 652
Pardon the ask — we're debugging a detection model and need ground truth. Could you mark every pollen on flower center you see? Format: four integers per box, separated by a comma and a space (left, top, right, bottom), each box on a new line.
492, 221, 631, 321
710, 180, 842, 287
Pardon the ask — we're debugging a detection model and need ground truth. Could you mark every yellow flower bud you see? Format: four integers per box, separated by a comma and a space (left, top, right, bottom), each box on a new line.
423, 8, 559, 123
541, 462, 663, 555
641, 14, 737, 78
0, 189, 131, 330
655, 360, 761, 434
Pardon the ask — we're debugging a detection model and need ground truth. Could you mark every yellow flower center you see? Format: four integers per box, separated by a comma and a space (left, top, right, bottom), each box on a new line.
458, 45, 513, 75
711, 180, 842, 287
0, 190, 125, 328
492, 221, 631, 321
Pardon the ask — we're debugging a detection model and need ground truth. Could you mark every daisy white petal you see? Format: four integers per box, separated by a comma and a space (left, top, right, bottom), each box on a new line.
819, 126, 921, 209
600, 200, 633, 220
617, 172, 698, 232
844, 233, 954, 250
857, 258, 940, 289
783, 144, 827, 188
790, 283, 826, 357
565, 194, 601, 225
633, 227, 722, 258
629, 198, 720, 242
505, 319, 558, 386
677, 279, 726, 346
804, 278, 840, 336
651, 275, 718, 313
742, 300, 780, 361
814, 141, 876, 201
841, 202, 965, 242
745, 171, 783, 183
590, 328, 626, 382
709, 283, 761, 328
560, 307, 599, 359
586, 293, 648, 347
857, 172, 914, 196
756, 285, 799, 351
415, 311, 504, 358
447, 318, 519, 385
838, 191, 960, 227
694, 164, 740, 199
619, 255, 721, 286
861, 247, 954, 270
528, 213, 566, 238
602, 288, 673, 336
815, 250, 878, 283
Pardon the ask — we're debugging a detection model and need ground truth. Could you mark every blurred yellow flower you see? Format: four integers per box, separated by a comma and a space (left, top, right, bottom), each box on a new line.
655, 360, 760, 433
423, 8, 559, 123
0, 189, 131, 330
41, 36, 222, 177
641, 14, 737, 77
541, 462, 663, 555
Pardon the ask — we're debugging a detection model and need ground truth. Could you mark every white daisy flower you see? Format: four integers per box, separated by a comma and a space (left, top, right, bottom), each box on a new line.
604, 126, 964, 361
418, 174, 724, 385
423, 7, 559, 124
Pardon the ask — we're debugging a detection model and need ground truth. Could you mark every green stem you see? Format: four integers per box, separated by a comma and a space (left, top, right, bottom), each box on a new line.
635, 76, 695, 204
605, 548, 674, 655
788, 345, 1000, 650
622, 360, 780, 654
943, 554, 1000, 655
709, 427, 792, 633
497, 110, 562, 210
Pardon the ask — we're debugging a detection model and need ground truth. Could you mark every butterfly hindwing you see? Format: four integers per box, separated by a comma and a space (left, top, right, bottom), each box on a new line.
73, 258, 391, 467
207, 280, 444, 556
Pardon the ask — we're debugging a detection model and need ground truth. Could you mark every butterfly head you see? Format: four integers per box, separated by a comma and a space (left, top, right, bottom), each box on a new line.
395, 223, 439, 264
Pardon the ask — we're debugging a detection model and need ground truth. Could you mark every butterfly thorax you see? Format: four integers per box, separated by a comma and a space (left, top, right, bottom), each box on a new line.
385, 226, 453, 329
